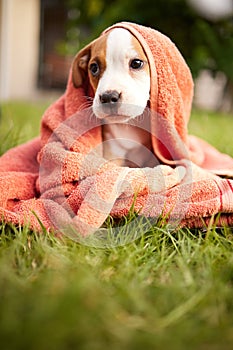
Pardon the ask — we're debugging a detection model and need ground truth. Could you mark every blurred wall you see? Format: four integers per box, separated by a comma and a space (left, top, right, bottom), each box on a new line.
0, 0, 40, 100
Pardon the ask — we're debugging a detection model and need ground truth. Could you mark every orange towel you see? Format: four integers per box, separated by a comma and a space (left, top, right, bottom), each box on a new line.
0, 22, 233, 238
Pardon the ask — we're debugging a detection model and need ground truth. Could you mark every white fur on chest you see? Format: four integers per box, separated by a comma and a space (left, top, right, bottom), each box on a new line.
102, 120, 156, 167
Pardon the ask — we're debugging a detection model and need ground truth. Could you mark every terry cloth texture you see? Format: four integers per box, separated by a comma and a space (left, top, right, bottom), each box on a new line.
0, 21, 233, 236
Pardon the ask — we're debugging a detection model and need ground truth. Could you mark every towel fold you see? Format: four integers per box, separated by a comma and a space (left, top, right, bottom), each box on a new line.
0, 22, 233, 238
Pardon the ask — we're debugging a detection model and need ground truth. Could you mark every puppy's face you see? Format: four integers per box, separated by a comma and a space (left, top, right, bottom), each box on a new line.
72, 28, 150, 121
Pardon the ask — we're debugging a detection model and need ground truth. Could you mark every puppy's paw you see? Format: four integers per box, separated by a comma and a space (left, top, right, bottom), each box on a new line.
145, 165, 186, 193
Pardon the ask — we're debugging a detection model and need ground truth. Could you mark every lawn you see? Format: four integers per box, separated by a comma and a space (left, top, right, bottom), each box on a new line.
0, 101, 233, 350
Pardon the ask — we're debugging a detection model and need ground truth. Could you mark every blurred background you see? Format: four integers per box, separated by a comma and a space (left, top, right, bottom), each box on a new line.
0, 0, 233, 112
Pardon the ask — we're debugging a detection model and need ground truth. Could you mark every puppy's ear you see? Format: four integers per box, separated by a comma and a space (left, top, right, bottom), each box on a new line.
72, 43, 92, 88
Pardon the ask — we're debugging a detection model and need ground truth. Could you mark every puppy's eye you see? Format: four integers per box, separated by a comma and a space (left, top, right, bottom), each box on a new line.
89, 62, 100, 76
130, 59, 144, 70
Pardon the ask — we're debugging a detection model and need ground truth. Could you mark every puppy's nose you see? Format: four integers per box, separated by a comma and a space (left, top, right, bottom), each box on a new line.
100, 90, 121, 104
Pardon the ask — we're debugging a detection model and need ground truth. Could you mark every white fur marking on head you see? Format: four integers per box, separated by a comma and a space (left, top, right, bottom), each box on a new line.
93, 28, 150, 120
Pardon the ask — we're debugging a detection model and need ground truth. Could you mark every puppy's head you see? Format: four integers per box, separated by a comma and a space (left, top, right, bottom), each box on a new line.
72, 28, 150, 121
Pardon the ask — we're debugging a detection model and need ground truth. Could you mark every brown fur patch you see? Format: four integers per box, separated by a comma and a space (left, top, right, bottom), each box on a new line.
129, 34, 150, 77
88, 34, 108, 91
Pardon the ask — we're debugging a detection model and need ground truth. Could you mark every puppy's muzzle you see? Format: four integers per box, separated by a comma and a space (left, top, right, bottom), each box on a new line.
99, 90, 121, 115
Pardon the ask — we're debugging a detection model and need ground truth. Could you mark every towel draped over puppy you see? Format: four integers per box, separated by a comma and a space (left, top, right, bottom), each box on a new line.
0, 22, 233, 237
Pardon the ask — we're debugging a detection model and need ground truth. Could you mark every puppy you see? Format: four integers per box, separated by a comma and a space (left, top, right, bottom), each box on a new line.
72, 28, 156, 167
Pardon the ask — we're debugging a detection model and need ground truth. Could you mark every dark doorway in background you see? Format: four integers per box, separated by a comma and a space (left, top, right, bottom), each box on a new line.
38, 0, 72, 90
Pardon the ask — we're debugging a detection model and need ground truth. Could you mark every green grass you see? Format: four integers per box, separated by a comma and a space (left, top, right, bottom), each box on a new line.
0, 102, 233, 350
189, 109, 233, 156
0, 101, 50, 154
